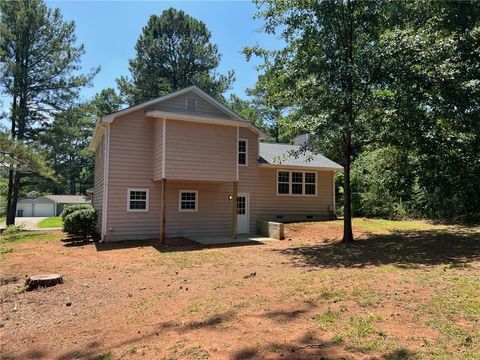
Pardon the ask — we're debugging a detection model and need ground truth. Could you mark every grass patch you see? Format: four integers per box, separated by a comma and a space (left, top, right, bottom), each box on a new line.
37, 216, 63, 228
0, 230, 63, 255
312, 308, 343, 329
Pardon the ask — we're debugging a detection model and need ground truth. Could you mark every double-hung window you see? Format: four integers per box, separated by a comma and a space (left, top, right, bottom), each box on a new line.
128, 189, 149, 212
179, 190, 198, 212
276, 170, 316, 196
238, 139, 248, 166
277, 171, 290, 194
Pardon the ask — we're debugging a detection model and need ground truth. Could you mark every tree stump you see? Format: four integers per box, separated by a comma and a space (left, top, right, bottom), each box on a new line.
25, 274, 63, 291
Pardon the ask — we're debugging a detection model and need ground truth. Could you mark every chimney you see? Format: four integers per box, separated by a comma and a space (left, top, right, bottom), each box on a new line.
293, 133, 309, 146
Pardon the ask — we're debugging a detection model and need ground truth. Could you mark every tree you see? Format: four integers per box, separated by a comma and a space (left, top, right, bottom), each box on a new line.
0, 0, 97, 225
35, 88, 122, 196
117, 8, 234, 105
90, 87, 123, 118
246, 0, 390, 241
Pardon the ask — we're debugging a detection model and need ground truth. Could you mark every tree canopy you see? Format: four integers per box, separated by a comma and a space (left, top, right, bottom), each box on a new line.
117, 7, 234, 105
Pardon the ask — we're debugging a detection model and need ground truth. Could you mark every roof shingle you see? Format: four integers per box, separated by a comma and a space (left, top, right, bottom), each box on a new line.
258, 142, 343, 170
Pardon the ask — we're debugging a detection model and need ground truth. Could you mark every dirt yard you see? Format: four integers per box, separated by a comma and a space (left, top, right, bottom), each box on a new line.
1, 219, 479, 360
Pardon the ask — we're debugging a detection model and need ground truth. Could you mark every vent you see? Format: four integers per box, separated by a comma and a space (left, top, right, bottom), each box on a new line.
276, 215, 284, 219
186, 97, 197, 111
306, 215, 313, 219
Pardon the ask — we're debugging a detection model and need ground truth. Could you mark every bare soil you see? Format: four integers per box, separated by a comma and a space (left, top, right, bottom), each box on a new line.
1, 220, 479, 360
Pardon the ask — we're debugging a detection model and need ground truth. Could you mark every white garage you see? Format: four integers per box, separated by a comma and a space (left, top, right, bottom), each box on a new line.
16, 195, 90, 217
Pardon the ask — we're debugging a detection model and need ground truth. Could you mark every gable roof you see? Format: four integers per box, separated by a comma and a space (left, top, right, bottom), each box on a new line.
43, 195, 90, 204
258, 142, 343, 170
90, 86, 264, 149
18, 195, 90, 204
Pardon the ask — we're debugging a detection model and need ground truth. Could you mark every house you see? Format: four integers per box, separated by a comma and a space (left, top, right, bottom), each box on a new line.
90, 86, 342, 242
16, 195, 90, 217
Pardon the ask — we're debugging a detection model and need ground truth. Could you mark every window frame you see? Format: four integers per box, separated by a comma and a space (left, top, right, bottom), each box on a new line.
178, 190, 199, 213
276, 170, 317, 196
238, 138, 248, 166
127, 188, 149, 212
185, 97, 197, 111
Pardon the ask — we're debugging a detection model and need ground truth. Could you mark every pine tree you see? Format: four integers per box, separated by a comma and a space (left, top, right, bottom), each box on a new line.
0, 0, 97, 225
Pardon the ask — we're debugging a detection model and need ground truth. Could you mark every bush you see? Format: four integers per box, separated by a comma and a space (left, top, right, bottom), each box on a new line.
1, 224, 25, 236
61, 203, 92, 221
63, 208, 98, 240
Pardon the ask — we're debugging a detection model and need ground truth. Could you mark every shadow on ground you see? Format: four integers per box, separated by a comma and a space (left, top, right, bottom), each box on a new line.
276, 229, 480, 268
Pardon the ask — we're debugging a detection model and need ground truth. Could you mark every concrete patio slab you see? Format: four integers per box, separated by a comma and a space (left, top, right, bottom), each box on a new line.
187, 234, 276, 246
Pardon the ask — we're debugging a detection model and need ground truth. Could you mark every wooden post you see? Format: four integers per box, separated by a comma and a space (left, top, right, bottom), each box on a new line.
232, 181, 238, 239
161, 179, 166, 244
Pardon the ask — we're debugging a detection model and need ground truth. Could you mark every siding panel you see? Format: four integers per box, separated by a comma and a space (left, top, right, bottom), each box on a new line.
106, 110, 161, 241
165, 120, 236, 181
93, 137, 104, 233
146, 91, 232, 119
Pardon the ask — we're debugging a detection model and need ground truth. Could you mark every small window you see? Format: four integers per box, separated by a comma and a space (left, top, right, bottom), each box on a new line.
128, 189, 149, 212
305, 172, 316, 195
291, 172, 303, 194
238, 139, 247, 166
277, 171, 290, 194
179, 190, 198, 212
237, 196, 246, 215
186, 97, 197, 111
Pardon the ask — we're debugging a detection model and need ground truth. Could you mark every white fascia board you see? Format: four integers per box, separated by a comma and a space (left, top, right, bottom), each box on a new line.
145, 110, 265, 138
258, 163, 344, 172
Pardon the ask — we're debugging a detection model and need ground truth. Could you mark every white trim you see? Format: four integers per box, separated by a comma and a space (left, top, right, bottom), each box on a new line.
259, 163, 343, 172
90, 85, 266, 148
178, 190, 198, 212
276, 169, 317, 197
101, 125, 110, 239
162, 118, 166, 178
145, 110, 265, 138
236, 127, 239, 180
332, 171, 336, 214
127, 188, 150, 212
238, 137, 248, 167
237, 192, 250, 234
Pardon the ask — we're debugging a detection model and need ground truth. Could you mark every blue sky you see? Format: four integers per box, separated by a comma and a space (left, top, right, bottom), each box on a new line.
46, 0, 283, 102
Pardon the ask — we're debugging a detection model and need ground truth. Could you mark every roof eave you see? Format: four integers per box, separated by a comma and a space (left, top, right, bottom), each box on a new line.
258, 163, 343, 171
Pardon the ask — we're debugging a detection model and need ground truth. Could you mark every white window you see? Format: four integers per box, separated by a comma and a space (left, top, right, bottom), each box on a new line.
238, 139, 248, 166
186, 97, 197, 111
127, 188, 149, 212
277, 171, 290, 194
179, 190, 198, 212
276, 170, 317, 196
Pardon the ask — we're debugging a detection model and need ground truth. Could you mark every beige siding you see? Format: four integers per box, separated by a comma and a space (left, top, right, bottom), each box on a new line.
165, 120, 237, 181
238, 127, 260, 232
106, 110, 161, 241
152, 119, 163, 180
100, 107, 335, 241
254, 168, 334, 218
165, 180, 233, 237
93, 138, 104, 232
146, 91, 232, 119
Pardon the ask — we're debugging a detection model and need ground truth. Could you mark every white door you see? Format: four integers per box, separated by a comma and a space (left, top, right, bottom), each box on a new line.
237, 193, 249, 234
33, 203, 55, 217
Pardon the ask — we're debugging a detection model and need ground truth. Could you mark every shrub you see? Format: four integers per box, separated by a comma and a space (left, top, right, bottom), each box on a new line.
63, 208, 98, 240
61, 203, 92, 221
1, 224, 25, 236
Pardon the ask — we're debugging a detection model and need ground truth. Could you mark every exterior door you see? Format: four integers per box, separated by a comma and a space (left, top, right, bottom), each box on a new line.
237, 193, 249, 234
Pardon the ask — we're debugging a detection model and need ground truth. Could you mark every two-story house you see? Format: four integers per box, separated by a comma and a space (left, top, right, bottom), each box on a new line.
90, 86, 342, 242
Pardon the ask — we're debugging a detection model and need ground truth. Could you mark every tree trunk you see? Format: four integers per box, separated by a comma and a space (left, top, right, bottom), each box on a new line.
342, 0, 354, 243
342, 131, 354, 242
6, 172, 21, 226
